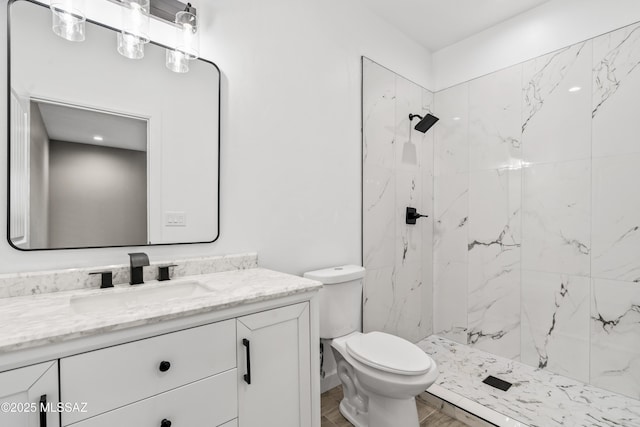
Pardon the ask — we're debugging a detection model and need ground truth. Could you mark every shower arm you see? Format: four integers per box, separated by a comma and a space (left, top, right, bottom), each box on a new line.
408, 114, 423, 121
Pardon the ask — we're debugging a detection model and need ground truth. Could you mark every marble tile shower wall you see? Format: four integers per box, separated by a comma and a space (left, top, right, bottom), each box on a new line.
362, 57, 434, 343
433, 23, 640, 400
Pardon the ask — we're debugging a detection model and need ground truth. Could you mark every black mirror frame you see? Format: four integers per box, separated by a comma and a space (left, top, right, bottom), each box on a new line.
6, 0, 221, 251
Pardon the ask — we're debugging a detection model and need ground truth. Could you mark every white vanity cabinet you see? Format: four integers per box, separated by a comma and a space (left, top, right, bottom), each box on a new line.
0, 361, 60, 427
0, 288, 319, 427
60, 320, 236, 425
237, 302, 311, 427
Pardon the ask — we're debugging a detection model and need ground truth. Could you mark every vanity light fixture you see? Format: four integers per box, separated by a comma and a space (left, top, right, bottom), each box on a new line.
166, 3, 199, 73
50, 0, 86, 42
117, 0, 151, 59
50, 0, 200, 70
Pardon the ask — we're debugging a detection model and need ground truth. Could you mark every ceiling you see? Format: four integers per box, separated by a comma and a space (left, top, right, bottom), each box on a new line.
363, 0, 552, 51
36, 102, 148, 152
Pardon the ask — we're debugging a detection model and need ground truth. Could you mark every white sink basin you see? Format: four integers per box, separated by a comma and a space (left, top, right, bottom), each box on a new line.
70, 280, 212, 314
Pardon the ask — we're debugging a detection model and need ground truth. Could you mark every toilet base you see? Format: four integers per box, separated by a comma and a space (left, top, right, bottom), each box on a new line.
339, 393, 420, 427
367, 393, 419, 427
339, 399, 368, 427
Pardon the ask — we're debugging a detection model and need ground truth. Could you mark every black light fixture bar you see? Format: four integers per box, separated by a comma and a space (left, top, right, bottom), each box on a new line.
149, 0, 196, 22
109, 0, 196, 24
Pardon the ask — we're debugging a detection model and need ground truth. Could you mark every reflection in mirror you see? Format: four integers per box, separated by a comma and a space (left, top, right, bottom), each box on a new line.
8, 0, 220, 250
10, 101, 148, 249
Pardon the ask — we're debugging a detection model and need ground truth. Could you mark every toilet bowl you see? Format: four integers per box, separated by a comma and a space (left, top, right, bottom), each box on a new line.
331, 331, 438, 427
303, 265, 439, 427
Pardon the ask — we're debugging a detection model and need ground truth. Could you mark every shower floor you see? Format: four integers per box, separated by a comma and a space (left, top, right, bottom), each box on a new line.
417, 335, 640, 427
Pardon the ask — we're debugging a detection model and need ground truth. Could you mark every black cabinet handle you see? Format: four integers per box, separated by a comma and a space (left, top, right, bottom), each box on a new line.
243, 338, 251, 385
39, 394, 47, 427
159, 361, 171, 372
161, 419, 172, 427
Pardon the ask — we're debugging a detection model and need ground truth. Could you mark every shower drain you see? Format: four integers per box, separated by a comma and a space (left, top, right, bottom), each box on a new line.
482, 375, 513, 392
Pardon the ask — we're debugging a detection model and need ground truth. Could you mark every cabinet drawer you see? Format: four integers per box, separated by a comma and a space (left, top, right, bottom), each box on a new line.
69, 369, 237, 427
61, 320, 235, 425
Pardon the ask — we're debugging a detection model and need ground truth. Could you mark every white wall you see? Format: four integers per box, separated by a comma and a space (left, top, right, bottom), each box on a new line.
48, 141, 147, 248
27, 103, 49, 249
0, 0, 431, 273
432, 0, 640, 90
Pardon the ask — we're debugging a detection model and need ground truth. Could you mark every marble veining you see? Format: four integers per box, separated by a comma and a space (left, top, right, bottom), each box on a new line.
521, 271, 589, 383
362, 57, 433, 343
420, 335, 640, 427
593, 23, 640, 118
0, 253, 258, 299
522, 160, 591, 276
590, 278, 640, 400
591, 155, 640, 283
433, 21, 640, 402
522, 42, 588, 133
0, 268, 321, 354
467, 169, 521, 359
592, 23, 640, 159
468, 64, 522, 171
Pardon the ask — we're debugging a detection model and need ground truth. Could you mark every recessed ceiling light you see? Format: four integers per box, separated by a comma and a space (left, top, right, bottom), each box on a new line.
93, 135, 104, 141
568, 86, 581, 92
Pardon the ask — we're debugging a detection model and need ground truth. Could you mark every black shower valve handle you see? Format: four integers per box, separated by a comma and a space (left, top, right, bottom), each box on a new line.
406, 207, 428, 225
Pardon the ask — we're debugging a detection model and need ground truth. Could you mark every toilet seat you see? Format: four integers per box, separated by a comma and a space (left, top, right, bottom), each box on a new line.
345, 331, 432, 376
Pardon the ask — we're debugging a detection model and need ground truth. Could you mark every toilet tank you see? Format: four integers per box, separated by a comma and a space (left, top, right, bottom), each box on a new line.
304, 265, 365, 339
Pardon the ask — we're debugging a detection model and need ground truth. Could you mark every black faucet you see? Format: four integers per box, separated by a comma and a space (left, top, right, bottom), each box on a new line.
128, 252, 150, 285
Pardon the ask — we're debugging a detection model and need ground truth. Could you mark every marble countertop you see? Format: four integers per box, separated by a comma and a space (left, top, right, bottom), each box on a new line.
0, 268, 322, 354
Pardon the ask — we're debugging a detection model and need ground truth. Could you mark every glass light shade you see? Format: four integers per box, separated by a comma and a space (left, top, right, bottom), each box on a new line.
121, 0, 150, 43
51, 0, 86, 42
117, 32, 145, 59
175, 11, 199, 60
166, 49, 189, 73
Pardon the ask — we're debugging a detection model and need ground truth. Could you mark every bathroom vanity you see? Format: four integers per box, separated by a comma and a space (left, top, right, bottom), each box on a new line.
0, 268, 322, 427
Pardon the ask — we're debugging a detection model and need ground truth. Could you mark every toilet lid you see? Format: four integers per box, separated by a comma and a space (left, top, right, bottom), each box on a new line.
345, 332, 432, 376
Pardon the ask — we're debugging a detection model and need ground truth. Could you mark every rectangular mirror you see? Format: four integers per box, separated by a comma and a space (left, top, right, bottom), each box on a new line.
8, 0, 220, 250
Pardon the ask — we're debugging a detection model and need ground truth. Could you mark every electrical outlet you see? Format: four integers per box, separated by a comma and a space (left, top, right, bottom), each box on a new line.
165, 211, 186, 227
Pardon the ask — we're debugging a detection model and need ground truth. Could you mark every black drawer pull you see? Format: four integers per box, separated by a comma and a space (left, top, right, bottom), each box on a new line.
39, 394, 47, 427
159, 361, 171, 372
243, 338, 251, 385
161, 419, 172, 427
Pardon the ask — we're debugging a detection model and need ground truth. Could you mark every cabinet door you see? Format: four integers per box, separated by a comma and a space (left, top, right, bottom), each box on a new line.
237, 303, 311, 427
0, 361, 60, 427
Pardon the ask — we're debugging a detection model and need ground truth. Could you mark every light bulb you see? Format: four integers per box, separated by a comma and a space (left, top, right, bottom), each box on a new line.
118, 0, 150, 59
166, 49, 190, 73
51, 0, 86, 42
117, 32, 145, 60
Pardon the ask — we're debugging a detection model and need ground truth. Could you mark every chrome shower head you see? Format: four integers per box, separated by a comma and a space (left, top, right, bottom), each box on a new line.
409, 113, 439, 133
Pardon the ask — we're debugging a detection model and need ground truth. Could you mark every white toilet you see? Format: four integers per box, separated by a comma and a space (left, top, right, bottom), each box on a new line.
304, 266, 438, 427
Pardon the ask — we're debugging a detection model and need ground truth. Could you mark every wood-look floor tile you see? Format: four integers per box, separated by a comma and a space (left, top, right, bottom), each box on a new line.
321, 416, 338, 427
417, 396, 437, 422
322, 386, 469, 427
324, 406, 353, 427
420, 410, 469, 427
